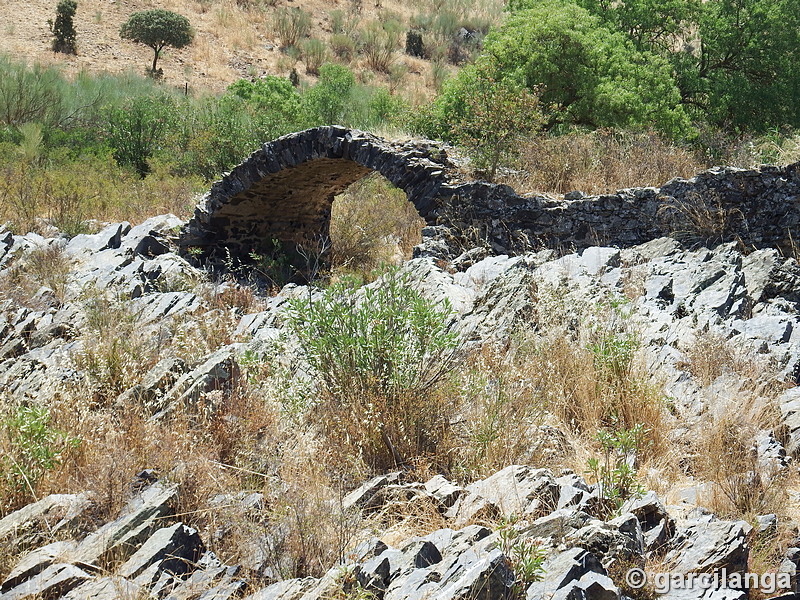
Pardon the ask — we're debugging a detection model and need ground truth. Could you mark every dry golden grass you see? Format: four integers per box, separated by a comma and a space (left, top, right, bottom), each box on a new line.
329, 173, 424, 280
0, 0, 502, 97
506, 129, 706, 196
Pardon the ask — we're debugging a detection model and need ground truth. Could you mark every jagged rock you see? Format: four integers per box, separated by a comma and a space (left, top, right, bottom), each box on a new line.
1, 563, 92, 600
566, 514, 644, 566
117, 522, 205, 580
421, 525, 492, 557
567, 572, 620, 600
116, 356, 188, 411
526, 547, 607, 600
119, 214, 184, 256
1, 541, 76, 592
342, 471, 403, 511
65, 481, 178, 567
522, 509, 593, 542
66, 222, 130, 255
462, 465, 559, 518
620, 491, 675, 553
356, 539, 442, 592
424, 475, 465, 509
242, 577, 317, 599
0, 493, 91, 544
155, 346, 240, 416
62, 576, 141, 600
665, 519, 752, 575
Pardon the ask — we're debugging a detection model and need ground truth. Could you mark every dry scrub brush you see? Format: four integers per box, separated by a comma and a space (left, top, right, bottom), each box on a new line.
329, 173, 424, 280
509, 129, 704, 195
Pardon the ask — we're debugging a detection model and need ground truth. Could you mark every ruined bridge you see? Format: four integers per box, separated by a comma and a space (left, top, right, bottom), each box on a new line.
179, 126, 800, 266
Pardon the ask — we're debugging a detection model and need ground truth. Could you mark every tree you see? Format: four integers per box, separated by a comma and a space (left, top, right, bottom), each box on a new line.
480, 0, 692, 138
449, 63, 545, 181
120, 9, 194, 74
49, 0, 78, 55
526, 0, 800, 130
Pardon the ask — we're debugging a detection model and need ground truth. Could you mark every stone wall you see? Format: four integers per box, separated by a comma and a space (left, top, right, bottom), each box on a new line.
179, 127, 800, 266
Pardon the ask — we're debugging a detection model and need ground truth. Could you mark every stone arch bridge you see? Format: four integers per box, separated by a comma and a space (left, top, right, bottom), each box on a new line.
179, 126, 800, 267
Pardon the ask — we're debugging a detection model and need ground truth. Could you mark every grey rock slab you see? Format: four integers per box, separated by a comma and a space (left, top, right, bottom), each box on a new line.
0, 493, 88, 541
435, 546, 515, 600
61, 576, 141, 600
66, 481, 178, 567
66, 222, 130, 255
116, 356, 188, 411
579, 247, 621, 276
465, 465, 559, 518
1, 540, 77, 592
421, 525, 492, 558
424, 475, 465, 508
526, 547, 606, 600
119, 214, 184, 255
522, 509, 593, 542
1, 563, 92, 600
159, 346, 240, 410
342, 471, 402, 511
665, 519, 752, 575
242, 577, 317, 600
567, 517, 643, 565
568, 573, 619, 600
117, 522, 205, 579
446, 491, 500, 528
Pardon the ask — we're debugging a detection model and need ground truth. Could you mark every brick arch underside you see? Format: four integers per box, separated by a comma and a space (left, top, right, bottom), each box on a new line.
210, 157, 380, 261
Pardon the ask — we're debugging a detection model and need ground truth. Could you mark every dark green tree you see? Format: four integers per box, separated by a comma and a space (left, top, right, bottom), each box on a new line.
49, 0, 78, 55
424, 0, 691, 139
120, 9, 194, 74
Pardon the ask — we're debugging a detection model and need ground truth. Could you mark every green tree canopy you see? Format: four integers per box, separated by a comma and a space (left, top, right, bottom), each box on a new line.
479, 0, 691, 137
50, 0, 78, 55
120, 9, 194, 74
514, 0, 800, 130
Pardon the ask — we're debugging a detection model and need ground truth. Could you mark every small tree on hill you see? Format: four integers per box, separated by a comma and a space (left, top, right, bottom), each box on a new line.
49, 0, 78, 55
120, 9, 194, 75
450, 63, 545, 181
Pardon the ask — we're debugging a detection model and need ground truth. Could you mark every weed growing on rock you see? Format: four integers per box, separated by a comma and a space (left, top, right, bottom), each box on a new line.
1, 404, 80, 512
586, 424, 648, 517
285, 269, 462, 471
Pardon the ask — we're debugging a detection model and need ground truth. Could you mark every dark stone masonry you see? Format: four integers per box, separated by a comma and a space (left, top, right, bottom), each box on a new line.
179, 126, 800, 266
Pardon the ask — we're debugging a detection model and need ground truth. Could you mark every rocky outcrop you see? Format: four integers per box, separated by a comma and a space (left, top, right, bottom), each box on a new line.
179, 127, 800, 269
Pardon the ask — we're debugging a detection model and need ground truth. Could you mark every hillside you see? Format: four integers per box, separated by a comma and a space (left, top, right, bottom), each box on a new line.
1, 129, 799, 599
0, 0, 501, 96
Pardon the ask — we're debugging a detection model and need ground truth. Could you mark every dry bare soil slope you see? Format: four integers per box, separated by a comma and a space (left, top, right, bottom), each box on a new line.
0, 0, 500, 95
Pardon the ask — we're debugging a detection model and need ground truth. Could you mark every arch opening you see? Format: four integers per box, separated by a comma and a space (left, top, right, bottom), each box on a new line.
329, 172, 425, 279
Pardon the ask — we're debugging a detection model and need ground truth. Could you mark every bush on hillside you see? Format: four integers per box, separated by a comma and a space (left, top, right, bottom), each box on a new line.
49, 0, 78, 55
285, 271, 461, 471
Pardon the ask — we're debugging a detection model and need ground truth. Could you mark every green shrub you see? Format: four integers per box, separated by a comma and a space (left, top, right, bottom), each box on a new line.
2, 405, 80, 511
361, 22, 399, 73
330, 33, 357, 62
49, 0, 78, 54
429, 0, 692, 139
105, 95, 175, 177
302, 38, 328, 75
302, 63, 356, 125
274, 7, 311, 49
285, 271, 462, 470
